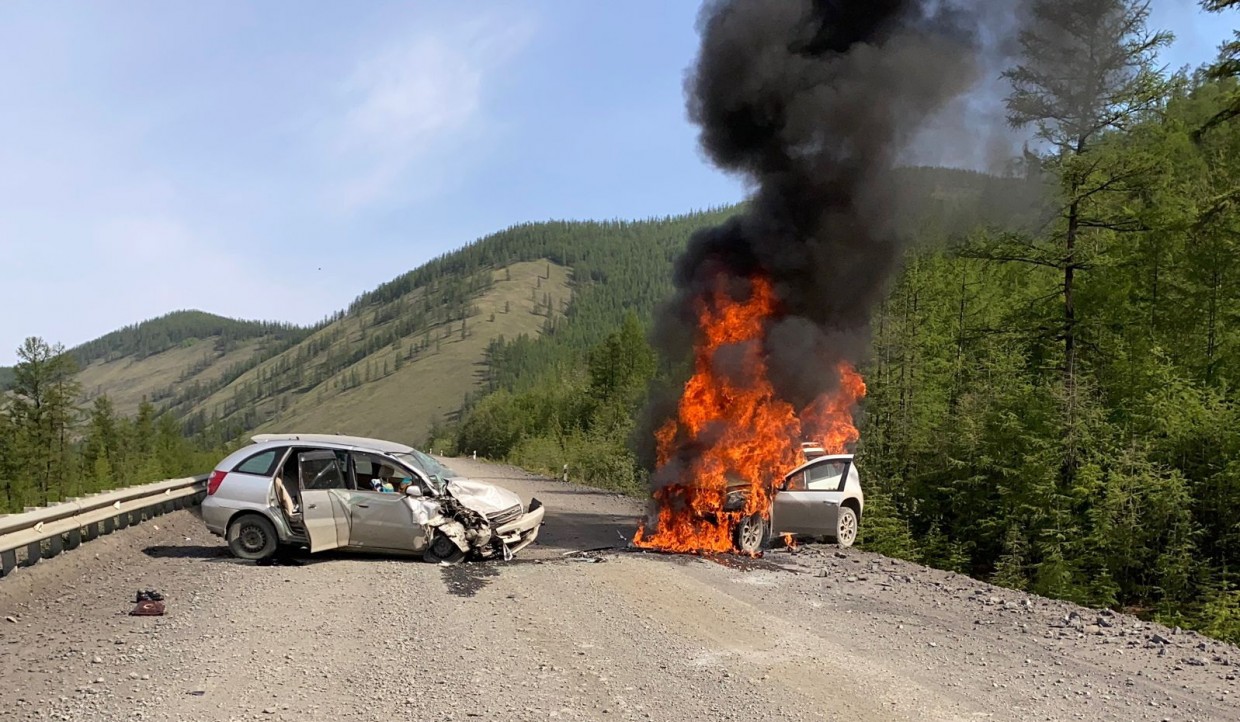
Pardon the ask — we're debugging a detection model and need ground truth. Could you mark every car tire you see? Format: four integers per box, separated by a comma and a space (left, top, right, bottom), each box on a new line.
226, 514, 278, 561
423, 532, 467, 565
733, 513, 767, 555
834, 507, 858, 548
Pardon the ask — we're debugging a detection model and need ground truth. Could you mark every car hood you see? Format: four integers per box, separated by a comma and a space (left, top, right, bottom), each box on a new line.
446, 478, 523, 515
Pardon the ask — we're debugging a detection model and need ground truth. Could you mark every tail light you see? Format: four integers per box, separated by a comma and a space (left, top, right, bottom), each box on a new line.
206, 470, 227, 495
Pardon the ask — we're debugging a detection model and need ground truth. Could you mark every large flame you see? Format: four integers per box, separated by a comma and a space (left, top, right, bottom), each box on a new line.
633, 274, 866, 554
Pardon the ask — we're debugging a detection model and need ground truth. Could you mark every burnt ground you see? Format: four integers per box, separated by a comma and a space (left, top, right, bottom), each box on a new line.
0, 457, 1236, 721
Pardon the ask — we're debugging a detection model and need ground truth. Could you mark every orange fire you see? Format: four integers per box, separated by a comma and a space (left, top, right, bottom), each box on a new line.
633, 274, 866, 554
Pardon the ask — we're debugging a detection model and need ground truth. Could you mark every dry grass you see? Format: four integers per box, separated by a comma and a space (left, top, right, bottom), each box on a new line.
256, 259, 571, 444
76, 339, 262, 416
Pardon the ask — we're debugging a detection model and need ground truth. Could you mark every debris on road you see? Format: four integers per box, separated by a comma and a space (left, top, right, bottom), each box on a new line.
130, 589, 166, 616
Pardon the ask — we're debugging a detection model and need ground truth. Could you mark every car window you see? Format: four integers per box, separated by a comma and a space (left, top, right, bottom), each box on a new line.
234, 449, 281, 476
352, 452, 415, 493
394, 452, 447, 494
299, 451, 349, 490
784, 472, 808, 491
806, 460, 848, 491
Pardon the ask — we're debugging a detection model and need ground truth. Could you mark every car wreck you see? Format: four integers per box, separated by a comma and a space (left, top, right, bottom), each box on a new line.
200, 433, 545, 564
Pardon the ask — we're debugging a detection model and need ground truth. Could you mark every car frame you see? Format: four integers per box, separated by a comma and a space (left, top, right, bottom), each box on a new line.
200, 433, 545, 564
728, 453, 864, 554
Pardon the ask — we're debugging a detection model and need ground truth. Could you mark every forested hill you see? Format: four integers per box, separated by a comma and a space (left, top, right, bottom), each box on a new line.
71, 310, 310, 365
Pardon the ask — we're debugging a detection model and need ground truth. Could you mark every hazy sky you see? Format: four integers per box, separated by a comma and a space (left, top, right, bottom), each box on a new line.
0, 1, 1232, 364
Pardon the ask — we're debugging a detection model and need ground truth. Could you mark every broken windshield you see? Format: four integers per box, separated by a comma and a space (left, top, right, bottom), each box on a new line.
394, 451, 454, 493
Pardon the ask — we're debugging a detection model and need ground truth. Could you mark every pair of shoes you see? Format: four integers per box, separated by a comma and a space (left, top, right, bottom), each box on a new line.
135, 589, 164, 603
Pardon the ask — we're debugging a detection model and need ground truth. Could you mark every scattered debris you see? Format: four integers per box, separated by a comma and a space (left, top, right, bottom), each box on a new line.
4, 615, 17, 624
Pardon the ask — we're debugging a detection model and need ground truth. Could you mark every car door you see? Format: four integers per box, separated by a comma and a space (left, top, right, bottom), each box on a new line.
297, 450, 352, 553
344, 452, 418, 551
771, 459, 849, 536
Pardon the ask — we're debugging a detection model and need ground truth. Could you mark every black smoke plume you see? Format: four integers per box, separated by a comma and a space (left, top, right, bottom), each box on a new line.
641, 0, 1019, 475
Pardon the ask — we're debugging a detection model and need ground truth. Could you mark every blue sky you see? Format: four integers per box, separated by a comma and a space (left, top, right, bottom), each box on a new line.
0, 1, 1232, 364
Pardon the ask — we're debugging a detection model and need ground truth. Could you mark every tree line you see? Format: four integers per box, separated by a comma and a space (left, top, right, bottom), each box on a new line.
0, 337, 223, 512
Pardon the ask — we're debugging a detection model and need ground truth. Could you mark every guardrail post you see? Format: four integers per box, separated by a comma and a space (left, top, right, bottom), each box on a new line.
46, 533, 63, 559
116, 511, 130, 530
85, 521, 99, 541
66, 527, 82, 550
1, 549, 15, 577
25, 541, 41, 567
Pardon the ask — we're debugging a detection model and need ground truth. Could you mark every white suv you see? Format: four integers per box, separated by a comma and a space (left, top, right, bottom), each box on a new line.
200, 433, 544, 564
728, 453, 864, 553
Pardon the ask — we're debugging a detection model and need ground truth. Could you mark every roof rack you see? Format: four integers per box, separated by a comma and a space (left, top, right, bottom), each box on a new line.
250, 433, 414, 454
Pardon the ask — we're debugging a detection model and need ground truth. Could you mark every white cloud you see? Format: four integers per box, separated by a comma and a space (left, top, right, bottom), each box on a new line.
326, 12, 535, 212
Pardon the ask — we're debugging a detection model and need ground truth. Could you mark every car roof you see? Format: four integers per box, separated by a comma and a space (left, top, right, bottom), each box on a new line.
249, 433, 414, 454
784, 453, 855, 480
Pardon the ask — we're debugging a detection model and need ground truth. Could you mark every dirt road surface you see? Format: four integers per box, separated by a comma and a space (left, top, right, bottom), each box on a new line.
1, 457, 1237, 721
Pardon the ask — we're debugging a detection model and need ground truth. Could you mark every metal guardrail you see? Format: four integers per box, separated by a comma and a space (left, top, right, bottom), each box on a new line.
0, 473, 209, 578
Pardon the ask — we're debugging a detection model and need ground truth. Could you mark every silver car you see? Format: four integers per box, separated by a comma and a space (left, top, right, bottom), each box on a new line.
729, 453, 864, 553
200, 433, 545, 564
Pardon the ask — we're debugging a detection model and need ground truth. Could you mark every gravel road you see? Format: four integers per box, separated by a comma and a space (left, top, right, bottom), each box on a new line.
1, 457, 1237, 721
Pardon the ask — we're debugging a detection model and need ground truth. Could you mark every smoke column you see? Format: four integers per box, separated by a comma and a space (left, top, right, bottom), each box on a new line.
643, 0, 1017, 483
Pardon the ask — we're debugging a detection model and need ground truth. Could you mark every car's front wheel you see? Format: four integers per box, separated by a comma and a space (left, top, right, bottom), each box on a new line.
834, 507, 858, 548
423, 531, 467, 565
226, 514, 278, 561
733, 513, 766, 555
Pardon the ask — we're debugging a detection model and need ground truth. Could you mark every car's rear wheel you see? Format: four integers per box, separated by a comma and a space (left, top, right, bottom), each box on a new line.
733, 513, 766, 555
423, 532, 467, 565
226, 514, 278, 561
834, 507, 858, 548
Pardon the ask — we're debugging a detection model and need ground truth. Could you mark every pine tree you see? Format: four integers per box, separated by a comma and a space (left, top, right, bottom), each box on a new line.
7, 337, 81, 503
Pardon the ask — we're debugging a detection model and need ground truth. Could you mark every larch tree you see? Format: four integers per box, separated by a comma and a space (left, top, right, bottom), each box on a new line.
6, 337, 81, 503
1198, 1, 1240, 136
989, 0, 1171, 481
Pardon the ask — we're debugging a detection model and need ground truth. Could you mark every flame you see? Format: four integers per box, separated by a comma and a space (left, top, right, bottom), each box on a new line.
782, 533, 798, 551
633, 274, 866, 554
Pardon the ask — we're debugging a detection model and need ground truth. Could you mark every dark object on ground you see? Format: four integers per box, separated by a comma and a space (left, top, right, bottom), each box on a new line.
130, 600, 165, 616
135, 589, 164, 602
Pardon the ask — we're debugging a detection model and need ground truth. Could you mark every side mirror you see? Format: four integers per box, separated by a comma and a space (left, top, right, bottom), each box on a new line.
404, 485, 423, 498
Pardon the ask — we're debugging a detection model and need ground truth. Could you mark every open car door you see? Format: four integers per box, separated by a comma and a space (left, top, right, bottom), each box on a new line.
297, 450, 351, 552
771, 459, 849, 537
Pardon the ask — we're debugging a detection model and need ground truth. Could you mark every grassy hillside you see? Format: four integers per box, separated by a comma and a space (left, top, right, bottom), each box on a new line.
242, 260, 570, 444
70, 309, 307, 365
76, 338, 265, 417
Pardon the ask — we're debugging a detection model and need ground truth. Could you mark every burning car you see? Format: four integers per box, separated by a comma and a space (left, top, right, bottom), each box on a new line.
200, 433, 544, 564
726, 452, 864, 554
